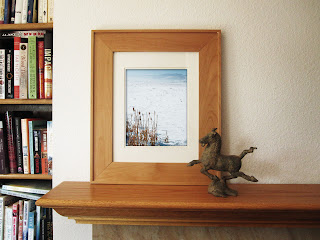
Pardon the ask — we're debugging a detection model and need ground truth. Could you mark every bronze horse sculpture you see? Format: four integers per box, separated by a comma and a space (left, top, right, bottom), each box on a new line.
188, 128, 258, 197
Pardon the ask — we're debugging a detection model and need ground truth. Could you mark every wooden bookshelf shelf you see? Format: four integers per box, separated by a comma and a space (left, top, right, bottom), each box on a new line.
36, 182, 320, 227
0, 23, 53, 31
0, 174, 52, 180
0, 99, 52, 105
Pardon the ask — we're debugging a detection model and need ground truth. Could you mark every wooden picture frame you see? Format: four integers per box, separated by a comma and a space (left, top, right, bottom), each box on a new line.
91, 30, 221, 185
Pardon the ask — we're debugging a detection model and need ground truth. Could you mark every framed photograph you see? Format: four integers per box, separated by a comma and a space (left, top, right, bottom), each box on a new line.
91, 30, 221, 185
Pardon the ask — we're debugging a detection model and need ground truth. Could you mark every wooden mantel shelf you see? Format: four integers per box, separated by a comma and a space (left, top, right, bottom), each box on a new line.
36, 182, 320, 227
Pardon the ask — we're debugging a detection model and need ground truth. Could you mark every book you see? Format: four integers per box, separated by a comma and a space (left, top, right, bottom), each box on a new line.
17, 200, 23, 240
0, 195, 19, 240
19, 40, 28, 99
13, 36, 21, 99
46, 121, 52, 175
0, 121, 9, 174
21, 0, 28, 24
37, 0, 43, 23
10, 0, 15, 23
22, 200, 35, 240
42, 0, 47, 23
28, 120, 46, 174
14, 117, 23, 173
21, 118, 37, 174
46, 208, 52, 240
0, 30, 46, 39
3, 0, 10, 24
44, 31, 52, 99
40, 207, 46, 240
0, 49, 5, 99
14, 0, 23, 23
2, 181, 51, 195
5, 111, 17, 174
0, 189, 42, 201
4, 205, 13, 240
27, 0, 34, 23
5, 49, 14, 99
48, 0, 53, 23
40, 130, 47, 174
0, 0, 4, 24
28, 35, 37, 99
33, 130, 41, 174
12, 202, 19, 240
27, 211, 35, 240
37, 40, 44, 99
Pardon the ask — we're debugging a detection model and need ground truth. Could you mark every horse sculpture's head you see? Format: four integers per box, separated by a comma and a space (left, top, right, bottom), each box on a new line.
199, 128, 221, 147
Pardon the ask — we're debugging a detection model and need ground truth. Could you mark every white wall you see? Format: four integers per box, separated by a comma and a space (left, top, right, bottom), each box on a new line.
53, 0, 320, 239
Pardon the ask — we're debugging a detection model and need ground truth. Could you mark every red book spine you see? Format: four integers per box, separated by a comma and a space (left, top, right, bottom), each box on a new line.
14, 37, 21, 99
37, 40, 45, 99
5, 111, 17, 173
18, 200, 24, 240
13, 202, 19, 240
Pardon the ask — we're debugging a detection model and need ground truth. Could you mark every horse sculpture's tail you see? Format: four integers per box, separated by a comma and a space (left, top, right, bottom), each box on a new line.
239, 147, 257, 159
187, 160, 201, 167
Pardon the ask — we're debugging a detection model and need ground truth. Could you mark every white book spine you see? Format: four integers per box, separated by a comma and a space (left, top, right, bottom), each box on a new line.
21, 0, 28, 24
38, 0, 43, 23
42, 0, 47, 23
0, 0, 5, 23
21, 119, 30, 174
19, 43, 28, 99
4, 206, 12, 240
0, 50, 5, 99
0, 199, 3, 240
14, 0, 24, 24
48, 0, 53, 23
47, 121, 53, 175
22, 202, 29, 240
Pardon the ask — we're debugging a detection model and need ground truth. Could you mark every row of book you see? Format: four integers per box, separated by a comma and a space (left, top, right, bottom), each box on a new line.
0, 111, 52, 175
0, 0, 53, 24
0, 180, 52, 239
0, 30, 53, 99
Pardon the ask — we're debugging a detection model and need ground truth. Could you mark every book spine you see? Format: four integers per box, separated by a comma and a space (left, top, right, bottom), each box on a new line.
28, 121, 34, 174
21, 0, 27, 23
2, 185, 49, 195
35, 206, 40, 240
5, 206, 13, 240
5, 111, 17, 173
0, 199, 3, 240
18, 200, 23, 240
33, 130, 41, 174
37, 0, 43, 23
0, 49, 5, 99
5, 49, 14, 99
14, 117, 23, 173
12, 202, 19, 240
46, 121, 52, 175
0, 0, 4, 24
3, 0, 10, 24
19, 41, 28, 99
40, 211, 46, 240
0, 189, 40, 200
32, 0, 36, 23
0, 121, 9, 175
48, 0, 53, 23
37, 40, 44, 99
21, 119, 30, 174
10, 0, 15, 23
42, 0, 47, 23
40, 130, 47, 174
14, 0, 23, 23
28, 36, 37, 99
47, 208, 52, 240
22, 201, 29, 240
14, 37, 21, 99
44, 32, 52, 99
26, 0, 33, 23
27, 211, 34, 240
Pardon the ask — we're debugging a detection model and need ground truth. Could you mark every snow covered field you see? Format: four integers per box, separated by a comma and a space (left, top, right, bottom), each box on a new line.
126, 69, 187, 146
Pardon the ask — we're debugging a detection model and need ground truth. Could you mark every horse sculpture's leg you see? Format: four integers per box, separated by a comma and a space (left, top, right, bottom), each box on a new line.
239, 147, 257, 159
236, 171, 258, 182
187, 160, 201, 167
200, 167, 217, 180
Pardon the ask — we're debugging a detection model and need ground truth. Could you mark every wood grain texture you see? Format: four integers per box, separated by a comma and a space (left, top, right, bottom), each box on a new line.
91, 30, 221, 185
0, 23, 53, 30
0, 99, 52, 105
37, 182, 320, 227
0, 174, 52, 180
93, 225, 320, 240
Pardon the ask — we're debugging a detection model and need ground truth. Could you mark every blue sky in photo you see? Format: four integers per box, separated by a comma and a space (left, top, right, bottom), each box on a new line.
126, 69, 187, 82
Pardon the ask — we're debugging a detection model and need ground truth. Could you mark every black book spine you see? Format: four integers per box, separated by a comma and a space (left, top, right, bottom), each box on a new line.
5, 111, 17, 173
27, 0, 34, 23
41, 208, 47, 240
5, 49, 14, 99
47, 208, 53, 240
10, 0, 16, 24
0, 121, 9, 174
14, 117, 23, 173
34, 129, 41, 174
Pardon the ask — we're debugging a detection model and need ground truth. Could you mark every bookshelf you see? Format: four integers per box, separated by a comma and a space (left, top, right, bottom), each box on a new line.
0, 24, 53, 179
